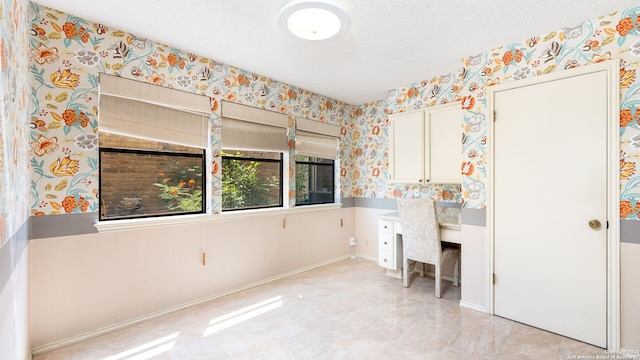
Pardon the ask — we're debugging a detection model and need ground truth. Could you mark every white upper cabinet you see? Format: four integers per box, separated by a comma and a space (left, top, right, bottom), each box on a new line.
389, 102, 461, 184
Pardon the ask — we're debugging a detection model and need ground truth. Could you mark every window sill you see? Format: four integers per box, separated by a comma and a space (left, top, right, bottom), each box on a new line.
94, 203, 343, 233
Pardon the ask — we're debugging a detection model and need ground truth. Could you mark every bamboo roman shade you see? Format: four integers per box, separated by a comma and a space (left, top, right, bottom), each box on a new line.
99, 74, 210, 148
295, 117, 341, 159
221, 101, 289, 152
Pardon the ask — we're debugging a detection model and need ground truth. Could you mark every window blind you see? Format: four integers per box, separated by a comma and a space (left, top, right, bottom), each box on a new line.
295, 117, 341, 159
221, 101, 289, 152
99, 74, 210, 148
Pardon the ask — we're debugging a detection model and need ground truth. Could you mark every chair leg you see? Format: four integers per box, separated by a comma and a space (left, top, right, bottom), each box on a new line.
403, 258, 410, 287
453, 254, 460, 287
416, 262, 425, 277
435, 264, 441, 298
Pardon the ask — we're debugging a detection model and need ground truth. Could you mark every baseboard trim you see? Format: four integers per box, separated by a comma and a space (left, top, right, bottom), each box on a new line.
31, 256, 350, 356
459, 300, 487, 313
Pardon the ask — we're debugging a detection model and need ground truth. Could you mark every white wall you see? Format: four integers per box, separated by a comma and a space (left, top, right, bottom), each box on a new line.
30, 207, 354, 351
621, 242, 640, 350
0, 245, 30, 360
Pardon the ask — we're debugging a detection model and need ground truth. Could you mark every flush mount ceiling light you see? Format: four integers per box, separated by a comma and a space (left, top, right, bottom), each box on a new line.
278, 0, 350, 41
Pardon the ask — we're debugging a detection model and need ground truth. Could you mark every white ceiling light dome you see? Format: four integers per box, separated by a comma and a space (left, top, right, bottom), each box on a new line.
278, 0, 351, 41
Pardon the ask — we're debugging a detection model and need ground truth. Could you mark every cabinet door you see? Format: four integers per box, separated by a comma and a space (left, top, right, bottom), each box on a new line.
426, 102, 461, 184
389, 110, 425, 183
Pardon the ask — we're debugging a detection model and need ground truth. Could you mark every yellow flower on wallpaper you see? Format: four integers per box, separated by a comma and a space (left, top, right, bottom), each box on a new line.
620, 67, 636, 89
50, 69, 80, 89
31, 44, 59, 65
31, 135, 59, 156
50, 156, 80, 177
621, 158, 636, 180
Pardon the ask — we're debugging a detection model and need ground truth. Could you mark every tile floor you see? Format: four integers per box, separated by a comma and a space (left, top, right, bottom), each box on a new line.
34, 258, 618, 360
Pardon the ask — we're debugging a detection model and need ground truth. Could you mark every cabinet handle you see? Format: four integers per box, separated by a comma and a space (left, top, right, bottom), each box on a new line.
383, 225, 388, 229
384, 259, 387, 262
418, 179, 423, 182
426, 179, 430, 182
384, 242, 388, 245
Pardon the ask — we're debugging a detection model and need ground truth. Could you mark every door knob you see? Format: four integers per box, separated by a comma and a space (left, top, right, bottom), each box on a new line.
588, 219, 601, 229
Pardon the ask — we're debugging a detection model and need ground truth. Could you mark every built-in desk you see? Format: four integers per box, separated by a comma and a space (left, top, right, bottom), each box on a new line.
377, 209, 461, 278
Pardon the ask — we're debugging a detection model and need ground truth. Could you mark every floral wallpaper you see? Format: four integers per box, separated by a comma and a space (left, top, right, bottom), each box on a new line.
27, 3, 640, 221
458, 7, 640, 219
342, 73, 463, 203
0, 0, 30, 246
28, 3, 353, 215
344, 6, 640, 220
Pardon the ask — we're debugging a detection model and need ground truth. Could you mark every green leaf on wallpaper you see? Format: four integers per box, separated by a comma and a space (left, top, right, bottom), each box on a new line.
111, 31, 126, 37
617, 36, 627, 47
543, 65, 557, 74
87, 157, 98, 172
55, 92, 68, 103
63, 38, 71, 48
31, 158, 45, 177
45, 194, 58, 199
55, 180, 68, 191
45, 93, 52, 101
48, 32, 62, 40
91, 37, 104, 48
31, 65, 45, 85
543, 31, 557, 42
602, 36, 615, 46
88, 74, 99, 88
45, 104, 58, 110
63, 125, 72, 136
44, 183, 52, 191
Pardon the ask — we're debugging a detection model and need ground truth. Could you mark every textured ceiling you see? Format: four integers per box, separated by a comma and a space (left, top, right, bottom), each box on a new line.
31, 0, 640, 104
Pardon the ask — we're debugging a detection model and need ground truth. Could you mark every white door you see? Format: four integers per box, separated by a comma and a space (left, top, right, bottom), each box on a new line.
492, 69, 609, 347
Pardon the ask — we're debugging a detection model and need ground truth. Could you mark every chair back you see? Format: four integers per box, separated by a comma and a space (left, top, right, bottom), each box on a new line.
397, 198, 441, 265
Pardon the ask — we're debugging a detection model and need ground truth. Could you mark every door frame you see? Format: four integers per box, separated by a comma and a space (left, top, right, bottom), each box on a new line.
486, 60, 620, 349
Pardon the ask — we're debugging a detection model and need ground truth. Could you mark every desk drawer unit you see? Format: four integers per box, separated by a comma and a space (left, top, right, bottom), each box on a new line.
378, 219, 401, 270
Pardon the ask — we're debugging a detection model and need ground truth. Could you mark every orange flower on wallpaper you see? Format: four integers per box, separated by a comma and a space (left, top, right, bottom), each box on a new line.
372, 168, 380, 177
620, 109, 638, 127
62, 22, 89, 43
442, 190, 454, 201
62, 109, 89, 127
620, 200, 640, 219
62, 22, 78, 38
208, 100, 217, 113
50, 156, 80, 177
461, 96, 475, 110
621, 158, 636, 180
620, 67, 636, 89
237, 73, 250, 87
50, 69, 80, 89
31, 135, 59, 156
502, 51, 514, 65
61, 195, 89, 213
615, 17, 640, 36
31, 44, 59, 65
372, 126, 380, 135
146, 71, 165, 85
407, 88, 419, 98
211, 162, 219, 175
461, 161, 475, 176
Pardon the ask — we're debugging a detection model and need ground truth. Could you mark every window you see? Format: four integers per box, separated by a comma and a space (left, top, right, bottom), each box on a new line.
99, 134, 205, 220
294, 117, 340, 206
98, 74, 210, 220
221, 101, 289, 212
295, 155, 334, 205
222, 150, 283, 211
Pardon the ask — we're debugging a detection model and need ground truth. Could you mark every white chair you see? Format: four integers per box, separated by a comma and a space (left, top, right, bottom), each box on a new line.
397, 197, 460, 298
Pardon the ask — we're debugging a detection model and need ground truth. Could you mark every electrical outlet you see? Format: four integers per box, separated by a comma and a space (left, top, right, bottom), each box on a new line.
349, 237, 356, 246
